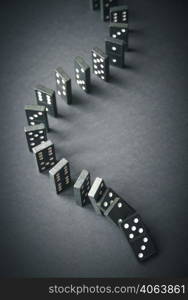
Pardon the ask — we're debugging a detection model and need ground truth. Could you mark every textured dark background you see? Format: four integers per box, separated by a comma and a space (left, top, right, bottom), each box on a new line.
0, 0, 188, 277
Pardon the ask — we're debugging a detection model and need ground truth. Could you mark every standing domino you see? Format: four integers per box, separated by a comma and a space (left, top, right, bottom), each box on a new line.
109, 23, 129, 50
91, 47, 110, 81
49, 158, 71, 194
90, 0, 100, 10
55, 67, 72, 105
100, 0, 118, 22
110, 5, 128, 24
74, 57, 91, 93
74, 169, 91, 207
88, 177, 107, 215
105, 37, 125, 68
32, 140, 56, 173
25, 105, 49, 131
35, 85, 58, 117
24, 124, 47, 152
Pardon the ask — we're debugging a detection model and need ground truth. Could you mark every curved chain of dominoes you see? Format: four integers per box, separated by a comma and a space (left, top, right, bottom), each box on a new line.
23, 1, 157, 263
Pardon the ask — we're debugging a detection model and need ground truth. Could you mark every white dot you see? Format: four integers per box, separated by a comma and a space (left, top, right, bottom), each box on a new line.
28, 132, 33, 136
58, 91, 61, 95
129, 233, 134, 239
82, 86, 86, 90
118, 219, 123, 224
63, 91, 66, 96
112, 46, 116, 51
56, 79, 60, 84
101, 76, 105, 80
112, 34, 117, 38
38, 112, 42, 115
141, 245, 146, 251
118, 202, 122, 208
81, 68, 84, 73
121, 29, 126, 33
93, 53, 97, 57
109, 192, 113, 198
31, 143, 35, 146
143, 237, 148, 243
56, 73, 59, 78
124, 223, 129, 229
34, 134, 39, 137
29, 117, 34, 120
134, 218, 139, 224
139, 228, 144, 234
117, 32, 121, 35
131, 226, 136, 231
112, 59, 117, 63
103, 201, 108, 207
138, 253, 143, 259
76, 68, 79, 73
34, 114, 38, 118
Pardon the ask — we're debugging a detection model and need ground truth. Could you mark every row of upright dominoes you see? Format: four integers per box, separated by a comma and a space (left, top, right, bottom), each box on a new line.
23, 1, 157, 262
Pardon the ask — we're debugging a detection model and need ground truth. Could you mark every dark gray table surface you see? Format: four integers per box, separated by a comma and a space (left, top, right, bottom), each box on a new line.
0, 0, 188, 277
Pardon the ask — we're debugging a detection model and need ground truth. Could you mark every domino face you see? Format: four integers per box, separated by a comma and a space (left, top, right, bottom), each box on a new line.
120, 213, 157, 262
49, 158, 71, 194
90, 0, 100, 10
105, 37, 125, 68
92, 47, 110, 81
55, 67, 72, 105
74, 57, 91, 93
25, 105, 49, 131
110, 5, 128, 24
24, 124, 47, 152
109, 23, 128, 49
100, 0, 118, 22
35, 85, 58, 117
74, 169, 91, 206
32, 140, 56, 173
97, 188, 119, 213
104, 197, 135, 225
130, 232, 157, 262
120, 213, 149, 242
88, 177, 107, 215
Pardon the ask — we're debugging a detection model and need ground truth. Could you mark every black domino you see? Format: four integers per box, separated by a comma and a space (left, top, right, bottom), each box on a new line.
74, 57, 91, 93
25, 105, 49, 131
88, 177, 107, 215
32, 140, 56, 173
74, 169, 91, 207
120, 213, 157, 262
105, 37, 125, 67
104, 197, 135, 225
90, 0, 100, 10
35, 85, 58, 117
55, 67, 72, 105
24, 124, 47, 152
91, 47, 110, 81
97, 188, 119, 213
101, 0, 118, 22
110, 5, 128, 24
109, 23, 128, 50
49, 158, 71, 194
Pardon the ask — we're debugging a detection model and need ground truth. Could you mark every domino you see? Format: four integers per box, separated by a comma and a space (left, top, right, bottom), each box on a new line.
100, 0, 118, 22
25, 105, 49, 131
110, 5, 128, 24
120, 213, 157, 262
49, 158, 71, 194
97, 188, 119, 213
88, 177, 107, 215
120, 213, 150, 242
32, 140, 56, 173
104, 197, 135, 226
105, 37, 125, 67
74, 57, 91, 93
90, 0, 100, 10
74, 169, 91, 207
109, 23, 128, 50
55, 67, 72, 105
24, 124, 47, 152
91, 47, 110, 81
130, 232, 157, 262
35, 85, 58, 117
